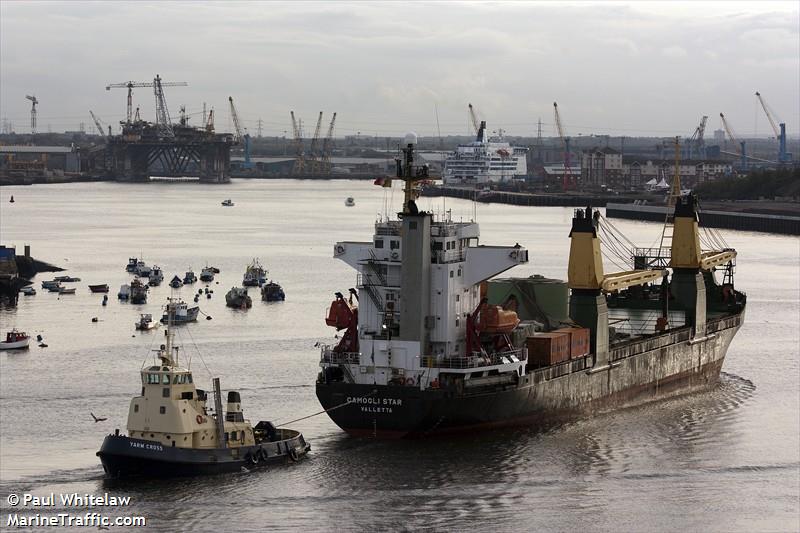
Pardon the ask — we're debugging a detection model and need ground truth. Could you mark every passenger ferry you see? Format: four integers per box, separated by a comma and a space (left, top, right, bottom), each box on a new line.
443, 120, 528, 184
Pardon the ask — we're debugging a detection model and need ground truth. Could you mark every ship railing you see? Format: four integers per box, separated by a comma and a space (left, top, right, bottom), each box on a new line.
375, 223, 401, 236
319, 346, 360, 365
421, 348, 524, 369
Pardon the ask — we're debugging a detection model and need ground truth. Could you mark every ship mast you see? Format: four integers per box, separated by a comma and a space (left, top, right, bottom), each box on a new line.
396, 133, 437, 215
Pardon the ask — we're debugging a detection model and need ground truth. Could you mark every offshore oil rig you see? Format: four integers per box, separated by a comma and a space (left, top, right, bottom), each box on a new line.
101, 75, 233, 182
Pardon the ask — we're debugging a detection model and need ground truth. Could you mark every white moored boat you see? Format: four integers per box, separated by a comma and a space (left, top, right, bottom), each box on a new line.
1, 329, 30, 350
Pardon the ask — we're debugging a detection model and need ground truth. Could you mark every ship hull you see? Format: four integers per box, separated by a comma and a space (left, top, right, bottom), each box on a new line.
316, 314, 742, 438
97, 434, 310, 478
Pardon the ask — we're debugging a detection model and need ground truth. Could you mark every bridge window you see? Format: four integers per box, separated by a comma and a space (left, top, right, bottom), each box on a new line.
390, 240, 400, 250
374, 239, 384, 249
159, 406, 166, 414
162, 374, 170, 385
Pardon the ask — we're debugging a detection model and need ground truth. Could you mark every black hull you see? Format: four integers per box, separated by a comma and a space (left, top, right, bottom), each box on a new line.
97, 434, 310, 478
316, 315, 743, 438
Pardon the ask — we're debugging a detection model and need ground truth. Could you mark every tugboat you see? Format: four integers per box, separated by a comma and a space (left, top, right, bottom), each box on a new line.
118, 284, 131, 301
200, 266, 215, 282
225, 287, 252, 309
261, 281, 285, 302
242, 259, 267, 287
126, 257, 139, 272
130, 278, 148, 305
97, 306, 310, 478
315, 135, 746, 438
0, 329, 30, 350
183, 271, 197, 285
135, 313, 159, 331
160, 298, 199, 324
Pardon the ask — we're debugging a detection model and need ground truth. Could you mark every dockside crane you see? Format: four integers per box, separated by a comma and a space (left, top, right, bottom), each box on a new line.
89, 110, 106, 137
105, 78, 187, 125
686, 116, 707, 159
553, 101, 573, 190
321, 112, 337, 174
307, 112, 324, 174
290, 111, 305, 175
205, 108, 215, 133
468, 103, 480, 135
755, 91, 789, 163
228, 96, 251, 168
719, 113, 747, 170
25, 95, 38, 135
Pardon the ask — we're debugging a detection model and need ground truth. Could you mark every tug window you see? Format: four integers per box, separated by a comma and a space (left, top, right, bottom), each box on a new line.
374, 239, 384, 249
187, 375, 193, 383
162, 387, 170, 398
134, 404, 139, 413
159, 406, 166, 414
390, 240, 400, 250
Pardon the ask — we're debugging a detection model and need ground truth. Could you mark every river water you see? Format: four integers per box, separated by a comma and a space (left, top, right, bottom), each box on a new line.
0, 180, 797, 532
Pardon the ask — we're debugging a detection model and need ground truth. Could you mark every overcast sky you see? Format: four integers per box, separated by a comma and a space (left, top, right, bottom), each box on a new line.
1, 1, 797, 138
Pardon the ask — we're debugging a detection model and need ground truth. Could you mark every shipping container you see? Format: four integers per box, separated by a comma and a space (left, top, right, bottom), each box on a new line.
526, 332, 570, 368
553, 327, 591, 359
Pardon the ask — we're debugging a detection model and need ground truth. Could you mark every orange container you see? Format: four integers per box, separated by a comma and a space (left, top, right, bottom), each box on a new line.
526, 333, 570, 367
552, 327, 591, 359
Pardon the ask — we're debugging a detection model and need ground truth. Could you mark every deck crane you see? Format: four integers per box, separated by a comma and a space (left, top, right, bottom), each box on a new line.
307, 112, 324, 174
321, 112, 337, 174
89, 110, 106, 137
719, 113, 747, 170
105, 78, 187, 124
25, 95, 38, 135
553, 102, 573, 190
755, 91, 789, 163
228, 96, 251, 168
290, 111, 305, 175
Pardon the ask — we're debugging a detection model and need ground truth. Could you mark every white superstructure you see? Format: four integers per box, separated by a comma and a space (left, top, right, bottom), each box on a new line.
443, 122, 528, 184
320, 138, 530, 390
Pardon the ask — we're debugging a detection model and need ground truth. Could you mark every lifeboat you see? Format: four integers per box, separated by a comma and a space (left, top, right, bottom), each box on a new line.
326, 295, 357, 330
477, 305, 520, 334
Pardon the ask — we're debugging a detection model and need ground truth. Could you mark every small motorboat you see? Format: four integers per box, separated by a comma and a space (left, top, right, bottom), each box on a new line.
261, 281, 286, 302
221, 199, 234, 206
46, 283, 63, 292
200, 266, 215, 282
9, 195, 14, 203
149, 266, 164, 287
345, 197, 355, 207
54, 275, 81, 282
126, 257, 140, 272
118, 284, 130, 300
135, 313, 159, 331
20, 287, 36, 296
58, 287, 77, 295
225, 287, 252, 309
89, 284, 110, 293
160, 298, 200, 324
243, 259, 267, 287
183, 271, 197, 284
41, 280, 61, 290
130, 278, 148, 304
0, 329, 29, 350
170, 275, 183, 288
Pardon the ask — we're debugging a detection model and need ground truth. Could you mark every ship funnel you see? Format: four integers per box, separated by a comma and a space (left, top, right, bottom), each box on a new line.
225, 390, 244, 422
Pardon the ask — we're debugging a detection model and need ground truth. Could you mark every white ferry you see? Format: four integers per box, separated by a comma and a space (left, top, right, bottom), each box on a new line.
443, 121, 528, 184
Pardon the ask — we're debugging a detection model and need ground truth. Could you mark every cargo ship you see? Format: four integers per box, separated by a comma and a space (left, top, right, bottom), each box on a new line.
315, 134, 746, 438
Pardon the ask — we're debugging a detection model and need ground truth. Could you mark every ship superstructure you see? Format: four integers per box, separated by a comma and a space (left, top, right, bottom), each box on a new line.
316, 134, 745, 438
443, 120, 528, 184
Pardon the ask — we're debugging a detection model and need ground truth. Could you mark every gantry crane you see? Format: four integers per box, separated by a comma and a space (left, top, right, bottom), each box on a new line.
105, 77, 187, 124
719, 113, 747, 170
321, 112, 337, 174
755, 91, 789, 163
89, 110, 106, 137
553, 102, 573, 190
290, 111, 305, 174
308, 112, 324, 173
228, 96, 251, 168
25, 95, 38, 135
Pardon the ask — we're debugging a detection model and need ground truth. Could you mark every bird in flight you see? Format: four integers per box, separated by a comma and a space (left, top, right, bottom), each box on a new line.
91, 413, 107, 423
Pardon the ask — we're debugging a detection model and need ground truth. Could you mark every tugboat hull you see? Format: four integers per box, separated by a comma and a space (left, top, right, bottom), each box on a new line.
97, 433, 310, 478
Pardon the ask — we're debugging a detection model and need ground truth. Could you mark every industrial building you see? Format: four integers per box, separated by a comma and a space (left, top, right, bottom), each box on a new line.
0, 145, 81, 179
